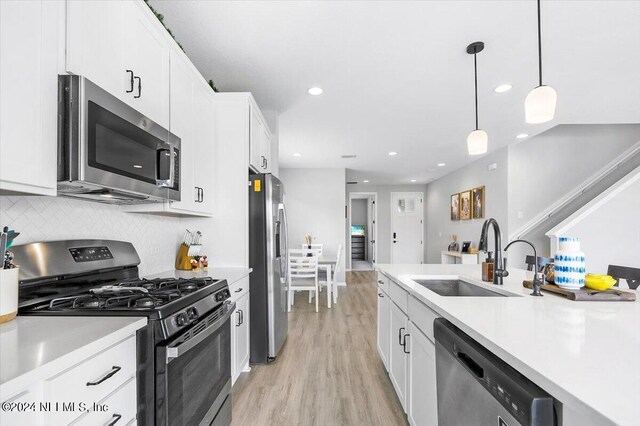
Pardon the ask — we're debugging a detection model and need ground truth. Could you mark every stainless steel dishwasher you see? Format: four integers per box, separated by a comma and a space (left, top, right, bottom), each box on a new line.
434, 319, 559, 426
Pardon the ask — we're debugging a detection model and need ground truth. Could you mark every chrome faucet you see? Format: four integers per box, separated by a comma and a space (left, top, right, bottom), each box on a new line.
478, 218, 509, 285
504, 239, 545, 296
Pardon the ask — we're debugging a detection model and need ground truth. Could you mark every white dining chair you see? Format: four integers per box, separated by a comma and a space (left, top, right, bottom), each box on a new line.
300, 243, 323, 257
287, 249, 319, 313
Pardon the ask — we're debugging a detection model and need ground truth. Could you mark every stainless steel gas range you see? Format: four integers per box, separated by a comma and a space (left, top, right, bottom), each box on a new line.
14, 240, 233, 426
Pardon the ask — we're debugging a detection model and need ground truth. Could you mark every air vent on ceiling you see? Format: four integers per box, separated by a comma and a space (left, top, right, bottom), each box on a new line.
341, 155, 357, 159
346, 181, 358, 185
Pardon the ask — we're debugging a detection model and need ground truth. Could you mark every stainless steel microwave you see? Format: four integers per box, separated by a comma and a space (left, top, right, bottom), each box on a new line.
57, 75, 180, 204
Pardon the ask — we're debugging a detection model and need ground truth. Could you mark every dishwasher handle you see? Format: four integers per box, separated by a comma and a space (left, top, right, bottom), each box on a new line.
454, 342, 484, 379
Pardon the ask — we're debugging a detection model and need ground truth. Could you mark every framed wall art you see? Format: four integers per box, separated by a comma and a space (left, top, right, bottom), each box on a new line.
459, 190, 471, 220
472, 186, 485, 219
450, 193, 460, 221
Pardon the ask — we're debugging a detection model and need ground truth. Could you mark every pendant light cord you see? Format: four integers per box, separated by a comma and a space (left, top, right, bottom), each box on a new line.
474, 50, 479, 130
537, 0, 543, 86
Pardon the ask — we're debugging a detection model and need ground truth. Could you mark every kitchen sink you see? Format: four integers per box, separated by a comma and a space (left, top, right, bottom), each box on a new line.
414, 279, 509, 297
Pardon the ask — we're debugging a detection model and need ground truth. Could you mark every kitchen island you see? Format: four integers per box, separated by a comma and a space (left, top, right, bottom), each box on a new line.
376, 263, 639, 426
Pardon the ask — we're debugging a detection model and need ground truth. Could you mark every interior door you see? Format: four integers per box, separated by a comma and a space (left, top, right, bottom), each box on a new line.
391, 192, 423, 264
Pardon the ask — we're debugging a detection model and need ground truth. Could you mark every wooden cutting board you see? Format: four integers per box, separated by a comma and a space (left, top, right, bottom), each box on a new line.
523, 280, 636, 301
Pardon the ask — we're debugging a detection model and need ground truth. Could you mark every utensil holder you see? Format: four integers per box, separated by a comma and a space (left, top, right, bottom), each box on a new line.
0, 267, 19, 324
175, 245, 193, 271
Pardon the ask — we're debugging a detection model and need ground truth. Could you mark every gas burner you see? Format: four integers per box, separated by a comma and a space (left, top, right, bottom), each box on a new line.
130, 296, 156, 308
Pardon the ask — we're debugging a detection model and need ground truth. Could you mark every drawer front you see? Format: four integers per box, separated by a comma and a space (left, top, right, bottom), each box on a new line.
72, 377, 137, 426
408, 296, 440, 343
389, 279, 408, 314
45, 336, 136, 425
377, 273, 389, 295
230, 276, 249, 303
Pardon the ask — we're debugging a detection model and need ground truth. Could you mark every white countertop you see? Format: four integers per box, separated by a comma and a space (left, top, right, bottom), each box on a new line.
147, 267, 252, 285
377, 263, 640, 426
0, 316, 147, 396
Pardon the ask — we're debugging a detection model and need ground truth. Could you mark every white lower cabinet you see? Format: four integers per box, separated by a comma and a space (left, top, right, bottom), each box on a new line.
377, 286, 390, 371
230, 276, 250, 385
1, 335, 137, 426
407, 321, 438, 426
377, 281, 440, 425
389, 301, 409, 411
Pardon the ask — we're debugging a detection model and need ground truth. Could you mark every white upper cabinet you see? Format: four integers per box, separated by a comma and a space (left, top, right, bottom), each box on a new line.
121, 1, 170, 128
249, 102, 272, 173
66, 0, 170, 128
125, 51, 214, 217
0, 1, 60, 196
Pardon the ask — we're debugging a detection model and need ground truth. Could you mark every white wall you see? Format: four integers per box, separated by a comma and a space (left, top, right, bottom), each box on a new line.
346, 184, 428, 264
0, 196, 184, 276
508, 124, 640, 236
424, 149, 508, 263
279, 168, 346, 281
351, 199, 367, 226
547, 167, 640, 276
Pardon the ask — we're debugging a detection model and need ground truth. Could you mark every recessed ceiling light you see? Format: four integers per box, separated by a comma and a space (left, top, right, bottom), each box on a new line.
133, 164, 143, 169
363, 180, 370, 183
516, 133, 529, 139
437, 163, 446, 167
411, 179, 417, 182
293, 153, 302, 157
308, 87, 323, 96
388, 151, 398, 156
494, 84, 513, 93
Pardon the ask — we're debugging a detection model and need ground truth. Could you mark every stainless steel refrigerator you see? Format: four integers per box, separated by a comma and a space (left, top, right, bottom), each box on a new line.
249, 173, 288, 363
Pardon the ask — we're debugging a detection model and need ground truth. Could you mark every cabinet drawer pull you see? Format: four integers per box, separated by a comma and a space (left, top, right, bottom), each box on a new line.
398, 327, 405, 345
236, 310, 241, 327
378, 280, 384, 284
234, 288, 243, 293
134, 76, 141, 98
106, 413, 122, 426
402, 333, 410, 354
125, 70, 134, 93
377, 293, 384, 298
199, 187, 204, 202
86, 365, 121, 386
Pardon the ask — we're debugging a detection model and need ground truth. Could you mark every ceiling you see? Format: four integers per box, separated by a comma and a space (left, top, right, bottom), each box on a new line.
151, 0, 640, 184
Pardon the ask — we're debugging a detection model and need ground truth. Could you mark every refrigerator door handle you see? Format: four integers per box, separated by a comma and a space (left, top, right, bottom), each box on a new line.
279, 203, 289, 285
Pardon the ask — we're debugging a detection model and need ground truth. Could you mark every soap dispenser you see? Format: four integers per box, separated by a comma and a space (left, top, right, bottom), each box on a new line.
482, 252, 494, 282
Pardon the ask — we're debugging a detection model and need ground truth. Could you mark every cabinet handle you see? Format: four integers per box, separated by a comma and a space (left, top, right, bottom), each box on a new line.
239, 309, 244, 325
264, 158, 268, 169
236, 311, 241, 327
235, 288, 243, 293
378, 280, 384, 284
398, 327, 405, 345
107, 414, 122, 426
377, 293, 384, 297
199, 187, 204, 202
194, 187, 199, 203
134, 76, 141, 98
125, 70, 134, 93
86, 366, 121, 386
402, 334, 410, 354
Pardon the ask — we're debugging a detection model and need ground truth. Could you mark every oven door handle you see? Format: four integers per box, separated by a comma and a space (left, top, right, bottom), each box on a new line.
165, 301, 235, 363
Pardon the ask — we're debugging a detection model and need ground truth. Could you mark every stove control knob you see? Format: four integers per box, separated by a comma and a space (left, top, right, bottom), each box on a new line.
187, 307, 199, 320
176, 313, 189, 327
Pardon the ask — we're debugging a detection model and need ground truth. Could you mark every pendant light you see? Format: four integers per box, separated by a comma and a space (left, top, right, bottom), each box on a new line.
466, 41, 488, 156
525, 0, 557, 123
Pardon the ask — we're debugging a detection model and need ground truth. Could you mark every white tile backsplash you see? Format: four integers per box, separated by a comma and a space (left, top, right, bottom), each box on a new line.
0, 196, 185, 276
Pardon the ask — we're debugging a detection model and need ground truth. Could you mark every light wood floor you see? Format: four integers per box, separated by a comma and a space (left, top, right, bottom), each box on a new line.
231, 271, 407, 426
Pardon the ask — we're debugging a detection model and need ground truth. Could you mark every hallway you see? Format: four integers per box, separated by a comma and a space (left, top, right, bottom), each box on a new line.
230, 271, 407, 425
